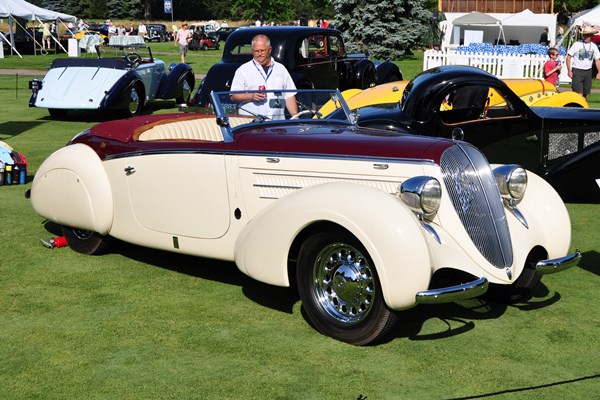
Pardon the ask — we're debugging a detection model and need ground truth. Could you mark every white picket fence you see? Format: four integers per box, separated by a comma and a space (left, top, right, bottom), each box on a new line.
423, 49, 570, 83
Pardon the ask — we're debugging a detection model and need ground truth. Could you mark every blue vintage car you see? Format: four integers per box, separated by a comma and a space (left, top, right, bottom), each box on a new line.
29, 38, 195, 119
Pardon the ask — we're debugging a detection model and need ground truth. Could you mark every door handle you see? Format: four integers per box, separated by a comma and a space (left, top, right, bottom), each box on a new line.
526, 134, 538, 142
124, 165, 136, 175
266, 157, 280, 163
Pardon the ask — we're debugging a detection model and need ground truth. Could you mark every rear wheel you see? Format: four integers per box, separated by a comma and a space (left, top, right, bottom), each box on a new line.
48, 108, 68, 119
125, 84, 143, 117
297, 231, 398, 345
61, 226, 111, 255
176, 76, 193, 104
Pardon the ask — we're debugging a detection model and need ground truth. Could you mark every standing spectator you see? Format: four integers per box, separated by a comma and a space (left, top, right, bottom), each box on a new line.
127, 23, 134, 36
67, 21, 74, 34
255, 19, 261, 27
222, 20, 229, 28
118, 24, 127, 36
138, 21, 147, 38
539, 27, 549, 46
174, 22, 191, 63
107, 21, 117, 36
566, 25, 600, 98
321, 19, 329, 28
544, 48, 562, 87
40, 21, 51, 50
50, 21, 57, 38
230, 34, 298, 120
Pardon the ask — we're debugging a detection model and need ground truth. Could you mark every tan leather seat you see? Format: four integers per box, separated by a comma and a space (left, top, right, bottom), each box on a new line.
137, 116, 253, 142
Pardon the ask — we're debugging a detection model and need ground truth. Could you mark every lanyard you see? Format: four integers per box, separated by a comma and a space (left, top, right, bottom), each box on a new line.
252, 58, 273, 84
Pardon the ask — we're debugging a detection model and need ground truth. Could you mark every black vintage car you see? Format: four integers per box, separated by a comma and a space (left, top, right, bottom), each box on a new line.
190, 26, 402, 106
352, 65, 600, 203
146, 24, 170, 42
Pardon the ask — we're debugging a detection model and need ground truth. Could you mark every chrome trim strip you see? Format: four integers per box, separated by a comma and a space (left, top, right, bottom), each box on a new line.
536, 251, 581, 275
415, 277, 489, 304
253, 184, 303, 190
104, 148, 438, 165
421, 222, 442, 244
507, 206, 529, 229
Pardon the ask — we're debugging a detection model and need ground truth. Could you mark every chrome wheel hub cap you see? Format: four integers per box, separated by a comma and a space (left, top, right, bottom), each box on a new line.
129, 88, 140, 114
313, 243, 375, 324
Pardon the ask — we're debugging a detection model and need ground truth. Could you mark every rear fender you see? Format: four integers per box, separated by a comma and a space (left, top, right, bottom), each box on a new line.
158, 63, 195, 99
100, 71, 143, 110
234, 182, 431, 310
31, 143, 113, 235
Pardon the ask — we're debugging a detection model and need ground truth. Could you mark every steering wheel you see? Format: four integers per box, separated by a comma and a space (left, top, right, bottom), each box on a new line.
126, 53, 142, 65
290, 110, 315, 119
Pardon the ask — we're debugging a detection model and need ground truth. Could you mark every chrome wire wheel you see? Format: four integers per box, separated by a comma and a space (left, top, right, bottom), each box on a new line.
297, 231, 397, 345
313, 243, 375, 324
128, 86, 141, 115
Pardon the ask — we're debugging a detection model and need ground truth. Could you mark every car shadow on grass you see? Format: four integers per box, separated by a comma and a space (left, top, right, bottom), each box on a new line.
385, 281, 561, 344
0, 120, 46, 139
40, 220, 299, 315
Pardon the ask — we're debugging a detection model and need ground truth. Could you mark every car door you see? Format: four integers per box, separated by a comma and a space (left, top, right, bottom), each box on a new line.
297, 33, 340, 89
431, 84, 545, 174
117, 151, 231, 239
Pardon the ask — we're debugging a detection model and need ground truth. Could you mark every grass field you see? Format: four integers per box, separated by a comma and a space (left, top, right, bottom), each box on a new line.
1, 46, 599, 399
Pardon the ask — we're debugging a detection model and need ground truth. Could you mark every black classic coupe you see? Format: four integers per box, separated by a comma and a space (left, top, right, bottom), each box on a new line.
350, 66, 600, 203
189, 26, 403, 107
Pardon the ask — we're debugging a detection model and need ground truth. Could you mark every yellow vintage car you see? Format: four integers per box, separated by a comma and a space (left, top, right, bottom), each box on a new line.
329, 77, 588, 113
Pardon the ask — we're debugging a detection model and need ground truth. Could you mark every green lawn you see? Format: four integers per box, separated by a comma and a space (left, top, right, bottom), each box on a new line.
1, 47, 599, 399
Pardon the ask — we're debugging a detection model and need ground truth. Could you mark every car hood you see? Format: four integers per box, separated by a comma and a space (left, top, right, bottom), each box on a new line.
34, 66, 126, 109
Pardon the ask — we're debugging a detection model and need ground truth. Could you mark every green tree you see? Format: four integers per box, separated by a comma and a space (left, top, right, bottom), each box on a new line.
332, 0, 432, 60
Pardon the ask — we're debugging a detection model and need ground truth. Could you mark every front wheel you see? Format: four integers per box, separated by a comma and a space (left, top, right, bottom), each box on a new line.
297, 231, 398, 345
61, 226, 111, 255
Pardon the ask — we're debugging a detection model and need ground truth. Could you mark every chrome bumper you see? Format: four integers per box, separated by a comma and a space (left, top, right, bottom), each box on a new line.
536, 251, 581, 275
415, 276, 489, 305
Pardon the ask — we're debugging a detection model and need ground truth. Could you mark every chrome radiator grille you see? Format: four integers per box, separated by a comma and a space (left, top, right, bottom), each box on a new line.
440, 144, 513, 269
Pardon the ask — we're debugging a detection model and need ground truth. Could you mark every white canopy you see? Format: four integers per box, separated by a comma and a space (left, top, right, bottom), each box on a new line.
453, 11, 502, 26
501, 9, 555, 46
570, 4, 600, 29
0, 0, 77, 21
447, 11, 505, 46
441, 10, 557, 48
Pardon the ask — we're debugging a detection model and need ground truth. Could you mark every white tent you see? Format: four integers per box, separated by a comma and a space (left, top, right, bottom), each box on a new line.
448, 12, 505, 46
501, 9, 556, 46
0, 0, 77, 57
0, 0, 76, 21
441, 11, 557, 49
570, 4, 600, 29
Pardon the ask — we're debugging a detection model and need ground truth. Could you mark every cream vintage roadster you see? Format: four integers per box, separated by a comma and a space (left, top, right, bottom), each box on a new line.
29, 89, 580, 345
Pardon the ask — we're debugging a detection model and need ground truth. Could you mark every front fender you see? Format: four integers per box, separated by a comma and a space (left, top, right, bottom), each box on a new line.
31, 143, 113, 235
234, 183, 432, 310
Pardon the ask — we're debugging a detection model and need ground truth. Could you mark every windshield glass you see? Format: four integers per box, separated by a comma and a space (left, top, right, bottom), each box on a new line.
211, 89, 356, 125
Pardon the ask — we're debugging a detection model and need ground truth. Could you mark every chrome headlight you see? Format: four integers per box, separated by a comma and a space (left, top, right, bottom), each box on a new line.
493, 165, 527, 202
400, 176, 442, 218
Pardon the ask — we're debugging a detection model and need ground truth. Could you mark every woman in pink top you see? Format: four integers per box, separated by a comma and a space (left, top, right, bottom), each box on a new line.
544, 48, 562, 87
